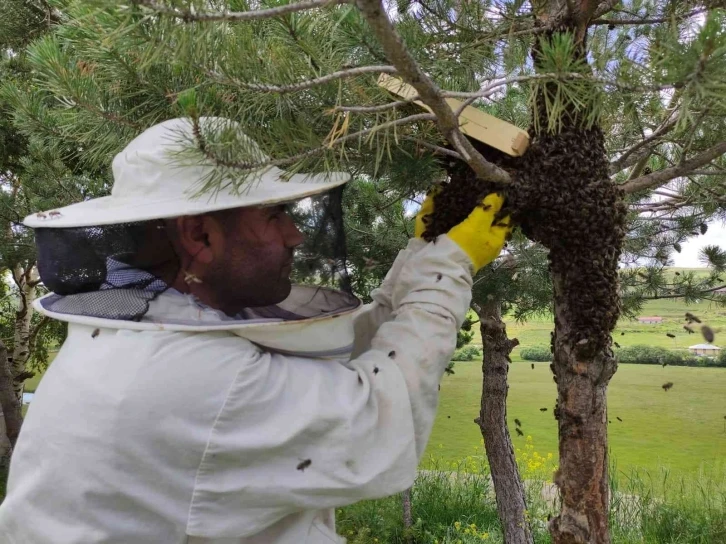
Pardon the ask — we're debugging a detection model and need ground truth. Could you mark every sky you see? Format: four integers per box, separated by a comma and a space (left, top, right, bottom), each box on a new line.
671, 221, 726, 268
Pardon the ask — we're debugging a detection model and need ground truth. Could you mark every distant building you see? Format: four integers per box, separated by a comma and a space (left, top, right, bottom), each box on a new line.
638, 316, 663, 324
688, 344, 722, 357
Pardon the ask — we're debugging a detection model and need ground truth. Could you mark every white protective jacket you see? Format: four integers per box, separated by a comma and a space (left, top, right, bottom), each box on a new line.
0, 236, 472, 543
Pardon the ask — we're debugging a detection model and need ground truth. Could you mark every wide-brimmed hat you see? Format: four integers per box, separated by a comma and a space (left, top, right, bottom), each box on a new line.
23, 117, 350, 228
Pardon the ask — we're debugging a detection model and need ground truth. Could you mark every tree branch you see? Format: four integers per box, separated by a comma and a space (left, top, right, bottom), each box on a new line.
131, 0, 354, 22
354, 0, 511, 184
591, 7, 711, 27
193, 112, 436, 172
621, 141, 726, 194
609, 119, 678, 175
210, 65, 397, 94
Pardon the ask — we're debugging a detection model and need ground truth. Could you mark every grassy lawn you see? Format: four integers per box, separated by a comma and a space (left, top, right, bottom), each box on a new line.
426, 362, 726, 481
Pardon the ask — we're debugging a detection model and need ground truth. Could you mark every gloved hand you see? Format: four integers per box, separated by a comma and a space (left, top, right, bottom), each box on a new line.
447, 193, 511, 273
414, 186, 441, 238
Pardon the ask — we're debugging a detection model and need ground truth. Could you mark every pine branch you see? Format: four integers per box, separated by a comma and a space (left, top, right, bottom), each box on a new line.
621, 142, 726, 194
131, 0, 354, 22
402, 137, 463, 159
354, 0, 511, 184
609, 118, 678, 175
591, 8, 711, 27
209, 65, 397, 94
192, 112, 436, 173
592, 0, 623, 19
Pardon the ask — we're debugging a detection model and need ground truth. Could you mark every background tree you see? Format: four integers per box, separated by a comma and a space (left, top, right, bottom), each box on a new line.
0, 0, 106, 468
3, 1, 726, 542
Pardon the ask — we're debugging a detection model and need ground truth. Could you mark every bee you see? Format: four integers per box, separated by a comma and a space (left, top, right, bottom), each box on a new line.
183, 271, 203, 285
666, 333, 675, 339
531, 364, 535, 370
621, 332, 625, 336
514, 419, 522, 428
613, 342, 621, 349
296, 459, 312, 472
701, 325, 715, 343
36, 212, 47, 219
91, 328, 100, 339
48, 210, 62, 218
684, 325, 695, 334
515, 428, 524, 437
616, 416, 623, 422
540, 408, 547, 412
373, 366, 379, 375
685, 313, 702, 324
662, 382, 674, 392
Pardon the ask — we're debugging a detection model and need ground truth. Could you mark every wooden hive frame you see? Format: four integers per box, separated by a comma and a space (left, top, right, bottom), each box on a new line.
377, 74, 530, 157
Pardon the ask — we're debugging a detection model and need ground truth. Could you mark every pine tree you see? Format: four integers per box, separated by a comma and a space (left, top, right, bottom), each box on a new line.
0, 0, 105, 468
4, 1, 726, 542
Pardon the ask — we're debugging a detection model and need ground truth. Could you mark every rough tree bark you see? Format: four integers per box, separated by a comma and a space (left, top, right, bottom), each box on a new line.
0, 340, 22, 469
474, 299, 532, 544
10, 265, 40, 404
0, 265, 42, 469
517, 2, 626, 542
402, 487, 413, 543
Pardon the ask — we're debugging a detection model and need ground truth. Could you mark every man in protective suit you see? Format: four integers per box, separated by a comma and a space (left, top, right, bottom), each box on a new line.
0, 117, 510, 543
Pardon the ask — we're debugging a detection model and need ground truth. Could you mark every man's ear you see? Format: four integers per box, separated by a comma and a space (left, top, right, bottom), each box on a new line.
173, 215, 218, 265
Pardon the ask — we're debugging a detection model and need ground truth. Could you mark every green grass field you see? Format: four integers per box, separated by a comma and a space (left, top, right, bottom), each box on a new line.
426, 362, 726, 480
427, 291, 726, 483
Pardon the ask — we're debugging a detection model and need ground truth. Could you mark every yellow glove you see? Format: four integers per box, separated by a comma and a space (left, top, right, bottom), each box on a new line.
448, 193, 511, 273
414, 186, 441, 238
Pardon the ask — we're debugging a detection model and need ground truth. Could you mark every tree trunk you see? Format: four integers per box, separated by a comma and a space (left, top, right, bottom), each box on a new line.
402, 486, 413, 543
475, 299, 532, 544
0, 340, 22, 467
11, 265, 38, 405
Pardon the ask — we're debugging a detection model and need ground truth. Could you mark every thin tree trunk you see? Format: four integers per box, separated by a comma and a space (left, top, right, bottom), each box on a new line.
402, 486, 413, 543
11, 265, 38, 405
474, 299, 532, 544
0, 340, 22, 464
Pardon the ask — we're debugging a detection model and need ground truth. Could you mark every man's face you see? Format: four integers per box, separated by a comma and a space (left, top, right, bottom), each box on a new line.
205, 205, 304, 312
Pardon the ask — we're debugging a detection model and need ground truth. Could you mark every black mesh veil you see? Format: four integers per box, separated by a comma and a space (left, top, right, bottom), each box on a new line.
34, 185, 352, 322
290, 185, 352, 294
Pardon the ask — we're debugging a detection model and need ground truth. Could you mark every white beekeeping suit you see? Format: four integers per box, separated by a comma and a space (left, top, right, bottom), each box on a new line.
0, 118, 508, 544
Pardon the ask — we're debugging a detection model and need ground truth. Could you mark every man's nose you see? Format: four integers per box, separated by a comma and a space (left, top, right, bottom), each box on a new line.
283, 215, 305, 248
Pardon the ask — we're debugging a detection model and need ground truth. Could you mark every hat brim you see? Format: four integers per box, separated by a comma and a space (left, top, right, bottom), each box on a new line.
24, 171, 350, 228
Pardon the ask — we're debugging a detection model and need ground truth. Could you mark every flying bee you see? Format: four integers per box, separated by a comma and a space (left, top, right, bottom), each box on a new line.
662, 382, 674, 392
666, 333, 675, 339
296, 459, 312, 472
685, 312, 702, 324
515, 428, 524, 437
514, 419, 522, 428
91, 328, 100, 339
540, 408, 547, 412
701, 325, 715, 343
616, 416, 623, 422
531, 363, 535, 370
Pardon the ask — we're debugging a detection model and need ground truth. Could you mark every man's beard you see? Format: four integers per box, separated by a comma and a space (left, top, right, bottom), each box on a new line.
205, 251, 293, 315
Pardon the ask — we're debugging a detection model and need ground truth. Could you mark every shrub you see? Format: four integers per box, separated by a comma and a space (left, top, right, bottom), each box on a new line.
452, 345, 481, 361
520, 346, 552, 362
614, 345, 684, 366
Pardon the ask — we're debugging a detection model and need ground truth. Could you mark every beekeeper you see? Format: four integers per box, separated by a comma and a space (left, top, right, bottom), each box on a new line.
0, 117, 510, 544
